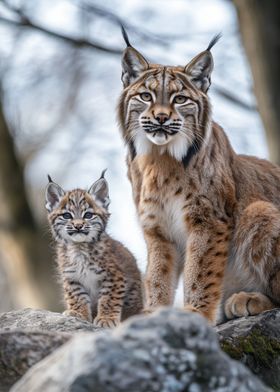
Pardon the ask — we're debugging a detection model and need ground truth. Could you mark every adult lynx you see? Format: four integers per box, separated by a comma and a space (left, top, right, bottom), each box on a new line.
118, 29, 279, 323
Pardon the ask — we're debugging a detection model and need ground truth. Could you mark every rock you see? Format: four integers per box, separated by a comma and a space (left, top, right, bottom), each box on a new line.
216, 309, 280, 391
0, 308, 99, 333
0, 330, 70, 391
0, 308, 101, 390
11, 308, 271, 392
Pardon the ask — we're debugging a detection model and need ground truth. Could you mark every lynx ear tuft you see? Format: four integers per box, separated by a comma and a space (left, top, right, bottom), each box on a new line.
206, 32, 222, 51
45, 177, 65, 212
88, 171, 110, 210
121, 25, 132, 48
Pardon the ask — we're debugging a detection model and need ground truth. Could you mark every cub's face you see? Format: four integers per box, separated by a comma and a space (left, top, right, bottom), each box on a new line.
119, 34, 219, 161
45, 174, 110, 244
47, 190, 107, 243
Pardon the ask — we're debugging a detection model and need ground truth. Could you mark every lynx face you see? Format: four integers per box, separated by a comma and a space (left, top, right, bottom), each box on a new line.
119, 34, 220, 161
45, 173, 110, 244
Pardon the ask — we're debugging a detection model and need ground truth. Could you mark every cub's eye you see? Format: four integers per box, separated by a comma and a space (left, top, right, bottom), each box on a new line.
140, 92, 152, 102
174, 95, 187, 104
62, 212, 72, 220
84, 212, 94, 219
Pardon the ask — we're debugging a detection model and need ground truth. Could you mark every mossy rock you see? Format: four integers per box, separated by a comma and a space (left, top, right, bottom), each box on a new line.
216, 309, 280, 391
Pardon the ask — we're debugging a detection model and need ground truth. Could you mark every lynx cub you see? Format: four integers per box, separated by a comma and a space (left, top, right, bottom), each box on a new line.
45, 172, 143, 328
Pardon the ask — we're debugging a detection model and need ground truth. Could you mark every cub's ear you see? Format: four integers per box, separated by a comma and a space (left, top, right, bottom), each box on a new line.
121, 26, 149, 87
184, 33, 221, 93
45, 175, 65, 212
88, 170, 110, 210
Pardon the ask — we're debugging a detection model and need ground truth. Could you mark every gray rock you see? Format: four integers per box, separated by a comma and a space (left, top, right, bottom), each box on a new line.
11, 308, 271, 392
0, 308, 99, 333
0, 308, 101, 390
216, 308, 280, 391
0, 330, 70, 391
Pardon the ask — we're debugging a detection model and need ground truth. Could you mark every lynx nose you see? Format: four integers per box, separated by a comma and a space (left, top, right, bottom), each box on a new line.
155, 112, 169, 124
74, 222, 83, 231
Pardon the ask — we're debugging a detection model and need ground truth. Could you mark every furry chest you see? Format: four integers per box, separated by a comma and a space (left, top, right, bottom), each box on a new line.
161, 196, 188, 253
140, 190, 187, 255
65, 248, 101, 299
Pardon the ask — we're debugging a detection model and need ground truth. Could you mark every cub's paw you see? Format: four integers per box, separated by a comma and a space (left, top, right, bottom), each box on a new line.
93, 316, 120, 329
141, 308, 155, 316
63, 310, 92, 322
225, 291, 275, 319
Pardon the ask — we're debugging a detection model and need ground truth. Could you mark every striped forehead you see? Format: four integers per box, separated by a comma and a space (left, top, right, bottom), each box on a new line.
62, 190, 92, 211
142, 67, 196, 104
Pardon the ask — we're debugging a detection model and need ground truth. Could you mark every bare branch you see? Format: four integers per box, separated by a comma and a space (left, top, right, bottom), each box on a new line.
0, 13, 122, 54
213, 85, 257, 111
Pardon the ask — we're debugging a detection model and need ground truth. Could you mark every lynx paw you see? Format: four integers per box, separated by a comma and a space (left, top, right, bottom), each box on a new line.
183, 304, 200, 314
63, 310, 92, 322
93, 316, 120, 328
225, 291, 275, 319
141, 308, 155, 316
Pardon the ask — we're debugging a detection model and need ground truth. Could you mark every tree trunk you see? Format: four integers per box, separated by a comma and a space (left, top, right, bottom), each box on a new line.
0, 96, 61, 311
233, 0, 280, 165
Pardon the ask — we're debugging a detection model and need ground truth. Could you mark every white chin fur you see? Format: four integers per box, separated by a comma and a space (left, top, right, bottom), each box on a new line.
134, 129, 189, 161
69, 233, 88, 243
146, 132, 169, 146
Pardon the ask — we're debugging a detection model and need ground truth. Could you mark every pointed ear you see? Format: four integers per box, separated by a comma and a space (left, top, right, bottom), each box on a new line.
122, 47, 149, 87
88, 171, 110, 210
184, 50, 213, 93
184, 33, 221, 93
120, 25, 149, 87
45, 176, 65, 212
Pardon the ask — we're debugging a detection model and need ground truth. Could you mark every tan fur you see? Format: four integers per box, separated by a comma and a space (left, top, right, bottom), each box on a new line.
46, 180, 143, 328
118, 42, 280, 324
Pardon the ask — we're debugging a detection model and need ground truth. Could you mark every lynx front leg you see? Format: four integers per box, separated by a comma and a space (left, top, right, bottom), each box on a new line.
94, 272, 125, 328
63, 280, 92, 322
184, 223, 230, 324
144, 228, 179, 311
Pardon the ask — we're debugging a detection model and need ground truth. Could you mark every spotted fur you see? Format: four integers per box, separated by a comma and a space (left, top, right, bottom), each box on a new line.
118, 31, 279, 324
45, 173, 143, 328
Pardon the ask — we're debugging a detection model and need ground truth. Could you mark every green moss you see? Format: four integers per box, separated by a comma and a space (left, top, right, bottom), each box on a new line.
220, 327, 280, 390
221, 327, 280, 368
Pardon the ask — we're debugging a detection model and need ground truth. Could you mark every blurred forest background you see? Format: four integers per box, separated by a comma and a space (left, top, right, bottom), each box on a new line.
0, 0, 278, 312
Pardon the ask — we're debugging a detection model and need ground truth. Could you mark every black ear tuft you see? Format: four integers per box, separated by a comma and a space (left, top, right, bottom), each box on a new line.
47, 174, 53, 183
100, 169, 107, 179
121, 25, 132, 47
206, 33, 222, 51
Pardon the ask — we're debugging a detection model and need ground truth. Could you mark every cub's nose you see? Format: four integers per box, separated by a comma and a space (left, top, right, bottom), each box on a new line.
73, 222, 83, 231
155, 112, 169, 124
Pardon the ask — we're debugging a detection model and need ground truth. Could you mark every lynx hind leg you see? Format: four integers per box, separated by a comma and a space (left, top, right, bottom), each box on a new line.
225, 291, 275, 319
234, 201, 280, 306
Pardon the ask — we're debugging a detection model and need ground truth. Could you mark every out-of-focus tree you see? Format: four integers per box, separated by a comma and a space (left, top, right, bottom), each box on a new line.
0, 95, 60, 310
233, 0, 280, 165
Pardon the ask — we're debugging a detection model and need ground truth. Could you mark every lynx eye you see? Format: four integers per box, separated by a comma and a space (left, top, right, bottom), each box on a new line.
140, 92, 152, 102
174, 95, 187, 104
62, 212, 72, 220
83, 212, 94, 219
